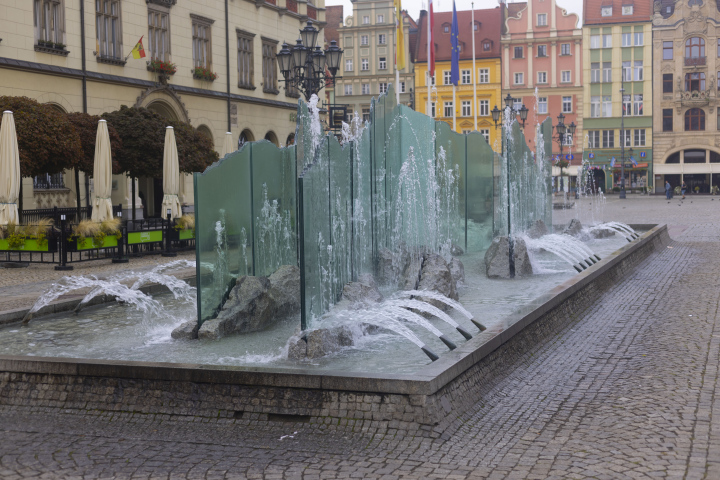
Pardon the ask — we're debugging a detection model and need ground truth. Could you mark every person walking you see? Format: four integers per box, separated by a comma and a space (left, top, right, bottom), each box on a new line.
681, 180, 687, 199
665, 180, 672, 200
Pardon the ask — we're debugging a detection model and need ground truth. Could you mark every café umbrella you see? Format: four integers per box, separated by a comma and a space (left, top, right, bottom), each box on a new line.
0, 111, 20, 225
221, 131, 234, 157
160, 126, 182, 219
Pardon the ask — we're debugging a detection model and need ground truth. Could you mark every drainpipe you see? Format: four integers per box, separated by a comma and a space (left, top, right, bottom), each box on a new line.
226, 0, 231, 131
80, 0, 90, 213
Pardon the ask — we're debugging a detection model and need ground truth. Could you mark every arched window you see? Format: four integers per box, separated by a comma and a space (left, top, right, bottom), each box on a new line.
286, 133, 295, 146
685, 37, 705, 58
264, 131, 279, 146
239, 129, 254, 148
685, 108, 705, 131
197, 125, 214, 147
685, 72, 705, 91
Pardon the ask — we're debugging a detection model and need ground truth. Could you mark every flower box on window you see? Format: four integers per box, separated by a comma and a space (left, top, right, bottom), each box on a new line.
34, 41, 69, 56
147, 59, 177, 75
192, 67, 218, 81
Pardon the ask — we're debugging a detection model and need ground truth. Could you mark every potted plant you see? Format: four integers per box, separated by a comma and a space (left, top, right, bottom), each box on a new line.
147, 59, 177, 76
53, 42, 66, 50
172, 214, 195, 240
0, 219, 54, 252
192, 67, 218, 82
69, 218, 122, 251
712, 185, 719, 195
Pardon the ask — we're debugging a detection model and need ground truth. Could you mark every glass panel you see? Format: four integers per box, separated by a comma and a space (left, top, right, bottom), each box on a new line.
466, 131, 495, 252
435, 121, 465, 253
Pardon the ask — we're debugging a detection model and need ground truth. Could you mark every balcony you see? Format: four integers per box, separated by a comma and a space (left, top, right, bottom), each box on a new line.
685, 56, 706, 67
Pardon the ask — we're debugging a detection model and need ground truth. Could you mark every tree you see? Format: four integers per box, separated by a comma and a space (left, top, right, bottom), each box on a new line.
0, 96, 82, 178
65, 112, 123, 175
171, 120, 219, 173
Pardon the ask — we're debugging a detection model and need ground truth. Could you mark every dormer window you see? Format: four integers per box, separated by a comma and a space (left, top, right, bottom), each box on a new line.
601, 6, 612, 16
473, 22, 479, 31
443, 24, 450, 33
483, 41, 491, 51
537, 13, 547, 26
622, 5, 633, 14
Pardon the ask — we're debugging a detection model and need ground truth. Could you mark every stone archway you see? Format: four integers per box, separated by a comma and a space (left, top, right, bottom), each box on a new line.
146, 100, 179, 122
135, 86, 190, 123
264, 130, 279, 146
239, 129, 254, 149
197, 125, 214, 147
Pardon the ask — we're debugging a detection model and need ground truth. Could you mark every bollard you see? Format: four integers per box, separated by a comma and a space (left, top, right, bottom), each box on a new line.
54, 214, 73, 271
162, 209, 177, 257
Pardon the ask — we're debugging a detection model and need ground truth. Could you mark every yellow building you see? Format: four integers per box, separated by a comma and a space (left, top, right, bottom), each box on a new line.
414, 7, 502, 149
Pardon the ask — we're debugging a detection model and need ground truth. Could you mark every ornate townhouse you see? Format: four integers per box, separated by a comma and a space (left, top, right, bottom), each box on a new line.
0, 0, 324, 218
331, 0, 415, 121
582, 0, 653, 194
502, 0, 583, 188
652, 0, 720, 193
415, 7, 502, 147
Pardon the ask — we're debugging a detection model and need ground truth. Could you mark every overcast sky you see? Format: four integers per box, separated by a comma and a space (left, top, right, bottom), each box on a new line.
325, 0, 585, 27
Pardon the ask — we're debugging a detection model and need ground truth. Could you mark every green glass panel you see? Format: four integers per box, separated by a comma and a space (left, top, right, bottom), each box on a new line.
329, 135, 352, 299
352, 125, 373, 276
434, 121, 465, 253
466, 131, 495, 252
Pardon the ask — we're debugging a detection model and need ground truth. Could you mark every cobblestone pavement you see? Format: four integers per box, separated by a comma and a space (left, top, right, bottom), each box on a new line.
1, 195, 720, 479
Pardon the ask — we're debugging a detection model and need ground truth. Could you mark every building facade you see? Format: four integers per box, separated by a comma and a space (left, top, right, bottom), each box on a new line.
503, 0, 583, 186
332, 0, 415, 122
415, 7, 502, 147
652, 0, 720, 194
582, 0, 653, 194
0, 0, 323, 217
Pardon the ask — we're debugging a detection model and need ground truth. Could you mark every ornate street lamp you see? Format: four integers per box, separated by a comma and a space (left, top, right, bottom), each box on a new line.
553, 113, 576, 197
619, 87, 627, 199
277, 22, 343, 101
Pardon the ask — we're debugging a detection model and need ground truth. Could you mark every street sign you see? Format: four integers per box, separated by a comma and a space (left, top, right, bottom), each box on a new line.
588, 153, 595, 159
566, 154, 574, 160
640, 151, 646, 158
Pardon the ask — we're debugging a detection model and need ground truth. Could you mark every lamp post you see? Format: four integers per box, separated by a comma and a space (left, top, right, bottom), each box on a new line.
619, 87, 627, 199
552, 112, 576, 198
491, 94, 528, 278
276, 22, 343, 101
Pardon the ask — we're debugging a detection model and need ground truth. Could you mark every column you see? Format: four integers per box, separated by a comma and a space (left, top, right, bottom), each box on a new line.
527, 43, 534, 88
574, 40, 581, 87
550, 41, 557, 87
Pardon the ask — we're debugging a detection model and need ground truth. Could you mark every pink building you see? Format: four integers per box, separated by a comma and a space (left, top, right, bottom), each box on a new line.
501, 0, 583, 168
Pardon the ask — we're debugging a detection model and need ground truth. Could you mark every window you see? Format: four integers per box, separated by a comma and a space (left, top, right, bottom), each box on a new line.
34, 172, 65, 189
538, 97, 548, 114
399, 82, 405, 93
479, 99, 489, 116
362, 83, 369, 94
192, 16, 212, 69
664, 41, 673, 60
431, 102, 436, 117
378, 34, 386, 45
378, 57, 386, 69
603, 34, 612, 48
591, 63, 600, 83
480, 129, 490, 143
603, 130, 615, 148
462, 100, 471, 117
634, 129, 645, 147
344, 83, 353, 95
377, 14, 384, 23
663, 109, 673, 131
537, 13, 547, 26
559, 43, 570, 56
562, 96, 572, 113
96, 0, 121, 60
478, 69, 489, 83
622, 94, 632, 115
361, 58, 369, 71
718, 39, 720, 57
588, 130, 600, 148
444, 101, 453, 117
362, 107, 370, 122
483, 42, 490, 51
601, 6, 612, 16
444, 71, 452, 85
622, 61, 631, 81
34, 0, 65, 46
514, 72, 524, 84
663, 73, 673, 93
537, 71, 547, 84
686, 72, 705, 91
513, 98, 522, 112
362, 15, 369, 24
634, 32, 643, 46
602, 62, 612, 83
459, 69, 470, 85
429, 73, 436, 85
622, 33, 632, 47
686, 37, 705, 58
514, 46, 524, 58
379, 82, 388, 94
602, 96, 612, 117
361, 35, 368, 45
473, 23, 479, 31
345, 58, 353, 71
590, 35, 600, 49
537, 45, 547, 57
591, 96, 600, 117
148, 9, 169, 61
634, 60, 643, 81
623, 5, 633, 14
344, 36, 352, 47
563, 133, 573, 146
444, 25, 450, 33
561, 71, 571, 83
620, 129, 632, 147
685, 108, 705, 130
262, 39, 278, 93
237, 31, 254, 89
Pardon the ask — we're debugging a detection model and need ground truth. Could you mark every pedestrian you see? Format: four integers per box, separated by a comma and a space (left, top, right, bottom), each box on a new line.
665, 180, 672, 200
681, 180, 687, 199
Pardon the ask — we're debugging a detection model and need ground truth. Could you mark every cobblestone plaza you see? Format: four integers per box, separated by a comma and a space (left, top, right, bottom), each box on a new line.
1, 195, 719, 479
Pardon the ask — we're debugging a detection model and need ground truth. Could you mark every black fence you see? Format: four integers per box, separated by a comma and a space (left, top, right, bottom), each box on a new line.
20, 206, 122, 225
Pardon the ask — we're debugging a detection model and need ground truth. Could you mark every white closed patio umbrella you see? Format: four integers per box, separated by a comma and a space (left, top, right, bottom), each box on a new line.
160, 126, 182, 219
0, 111, 21, 225
91, 119, 113, 222
221, 131, 234, 157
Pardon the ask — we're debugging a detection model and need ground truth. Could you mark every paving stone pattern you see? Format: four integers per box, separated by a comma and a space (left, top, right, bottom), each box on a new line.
0, 196, 719, 478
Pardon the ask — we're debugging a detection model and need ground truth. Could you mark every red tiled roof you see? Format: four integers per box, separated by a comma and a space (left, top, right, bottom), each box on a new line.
415, 7, 502, 63
583, 0, 652, 25
324, 5, 344, 44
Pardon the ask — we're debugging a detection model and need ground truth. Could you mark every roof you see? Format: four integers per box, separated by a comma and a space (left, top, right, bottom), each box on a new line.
324, 5, 344, 45
583, 0, 652, 25
415, 7, 502, 63
404, 10, 419, 63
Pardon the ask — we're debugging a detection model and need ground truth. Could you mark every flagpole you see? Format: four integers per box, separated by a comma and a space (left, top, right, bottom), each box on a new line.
472, 3, 477, 131
427, 4, 431, 118
395, 7, 401, 104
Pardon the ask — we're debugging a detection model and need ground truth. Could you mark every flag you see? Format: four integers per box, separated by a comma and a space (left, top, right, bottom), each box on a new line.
394, 0, 406, 70
450, 0, 459, 86
610, 157, 616, 168
428, 0, 435, 76
131, 36, 146, 59
631, 155, 638, 167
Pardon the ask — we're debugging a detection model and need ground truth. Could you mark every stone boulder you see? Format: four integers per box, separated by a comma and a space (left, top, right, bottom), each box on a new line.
268, 265, 300, 315
341, 277, 383, 304
484, 236, 533, 279
513, 237, 533, 277
400, 253, 424, 290
590, 227, 615, 239
171, 320, 199, 340
526, 219, 549, 239
451, 243, 464, 256
286, 325, 359, 360
563, 219, 583, 237
417, 254, 458, 311
449, 257, 465, 287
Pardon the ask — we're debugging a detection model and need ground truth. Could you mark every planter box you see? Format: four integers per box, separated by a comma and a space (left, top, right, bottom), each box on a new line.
75, 236, 118, 251
127, 230, 163, 245
178, 229, 195, 240
0, 239, 51, 252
